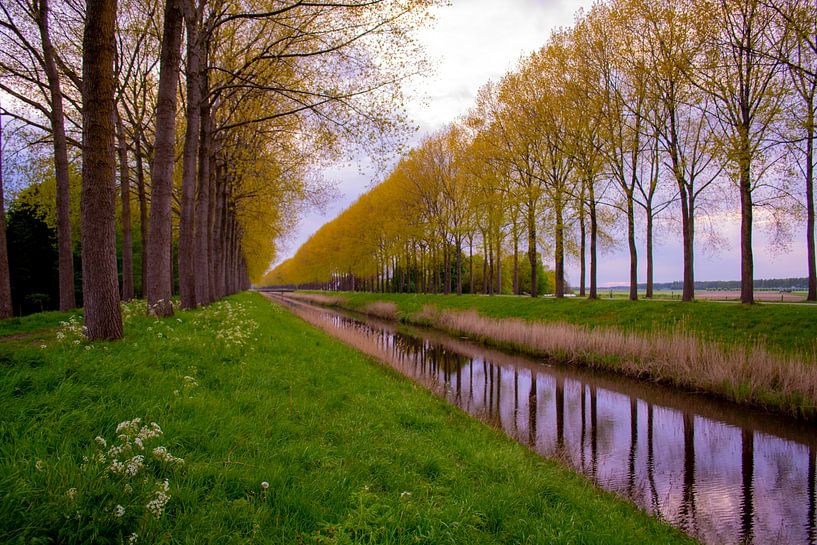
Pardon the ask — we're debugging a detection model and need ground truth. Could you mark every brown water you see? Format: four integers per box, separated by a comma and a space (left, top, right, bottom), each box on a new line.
279, 297, 817, 545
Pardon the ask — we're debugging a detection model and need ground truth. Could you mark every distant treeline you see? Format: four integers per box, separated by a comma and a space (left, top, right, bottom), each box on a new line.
616, 278, 811, 291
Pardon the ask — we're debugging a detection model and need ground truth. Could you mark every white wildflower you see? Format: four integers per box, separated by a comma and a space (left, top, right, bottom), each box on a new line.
95, 436, 107, 448
127, 533, 138, 544
125, 455, 144, 476
146, 483, 171, 519
35, 459, 44, 471
152, 446, 183, 465
260, 481, 269, 490
66, 488, 77, 500
114, 504, 125, 518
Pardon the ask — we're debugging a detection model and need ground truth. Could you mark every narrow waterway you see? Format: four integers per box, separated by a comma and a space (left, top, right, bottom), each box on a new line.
277, 296, 817, 545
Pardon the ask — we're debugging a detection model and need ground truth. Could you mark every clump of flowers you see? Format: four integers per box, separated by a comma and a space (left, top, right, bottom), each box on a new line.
174, 367, 200, 398
55, 315, 86, 345
194, 300, 260, 350
59, 418, 185, 543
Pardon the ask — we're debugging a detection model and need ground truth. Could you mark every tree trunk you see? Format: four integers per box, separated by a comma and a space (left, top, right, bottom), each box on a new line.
0, 109, 12, 318
146, 0, 184, 316
37, 0, 75, 311
116, 112, 134, 301
482, 236, 488, 294
579, 195, 586, 297
468, 238, 473, 293
589, 179, 598, 300
456, 237, 462, 295
739, 156, 754, 304
495, 232, 501, 295
645, 204, 653, 299
194, 74, 212, 305
134, 132, 148, 297
555, 202, 564, 298
528, 205, 537, 298
627, 193, 638, 301
806, 105, 816, 301
513, 230, 519, 295
81, 0, 122, 340
178, 7, 202, 309
487, 237, 494, 296
680, 185, 695, 302
444, 242, 451, 294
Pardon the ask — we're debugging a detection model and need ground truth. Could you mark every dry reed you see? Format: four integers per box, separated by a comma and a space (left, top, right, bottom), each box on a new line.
361, 301, 398, 320
285, 292, 345, 306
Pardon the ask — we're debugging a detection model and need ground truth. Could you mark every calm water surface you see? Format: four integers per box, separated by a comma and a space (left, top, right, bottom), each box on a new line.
280, 297, 817, 545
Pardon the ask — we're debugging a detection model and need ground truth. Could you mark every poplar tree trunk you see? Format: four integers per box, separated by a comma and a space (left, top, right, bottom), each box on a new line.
528, 206, 537, 298
512, 218, 519, 296
555, 202, 564, 298
116, 112, 134, 301
739, 156, 754, 304
627, 193, 638, 301
134, 133, 148, 298
194, 89, 212, 305
37, 0, 75, 311
81, 0, 122, 340
589, 197, 598, 300
0, 110, 12, 318
178, 8, 202, 309
495, 233, 501, 295
806, 105, 815, 301
645, 205, 653, 299
455, 237, 462, 295
146, 0, 184, 316
579, 198, 586, 297
680, 186, 695, 302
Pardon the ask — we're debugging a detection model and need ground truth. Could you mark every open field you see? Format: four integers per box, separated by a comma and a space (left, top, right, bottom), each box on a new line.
598, 289, 811, 302
0, 292, 694, 544
291, 291, 817, 419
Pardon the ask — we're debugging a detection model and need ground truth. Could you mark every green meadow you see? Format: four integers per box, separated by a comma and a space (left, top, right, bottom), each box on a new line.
0, 292, 694, 544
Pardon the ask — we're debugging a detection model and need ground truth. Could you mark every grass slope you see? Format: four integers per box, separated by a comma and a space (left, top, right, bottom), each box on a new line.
0, 292, 694, 544
320, 292, 817, 358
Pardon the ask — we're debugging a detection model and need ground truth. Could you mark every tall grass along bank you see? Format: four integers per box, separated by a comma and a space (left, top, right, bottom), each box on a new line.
288, 292, 817, 420
0, 292, 694, 544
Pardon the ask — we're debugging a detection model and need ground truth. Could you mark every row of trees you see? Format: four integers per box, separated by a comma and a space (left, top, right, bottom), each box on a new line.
268, 0, 817, 304
0, 0, 439, 337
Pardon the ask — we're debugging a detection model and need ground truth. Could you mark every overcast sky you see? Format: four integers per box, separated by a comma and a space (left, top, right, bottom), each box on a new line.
274, 0, 812, 287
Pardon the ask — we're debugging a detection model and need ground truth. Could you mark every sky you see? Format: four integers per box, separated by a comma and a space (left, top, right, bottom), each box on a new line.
273, 0, 813, 287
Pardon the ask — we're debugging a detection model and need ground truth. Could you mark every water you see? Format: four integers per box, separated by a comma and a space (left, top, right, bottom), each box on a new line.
280, 297, 817, 545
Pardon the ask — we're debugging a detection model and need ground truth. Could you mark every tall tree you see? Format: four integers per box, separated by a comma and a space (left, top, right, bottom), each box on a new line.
767, 0, 817, 301
35, 0, 76, 310
81, 0, 122, 339
116, 111, 134, 300
145, 0, 183, 316
696, 0, 784, 304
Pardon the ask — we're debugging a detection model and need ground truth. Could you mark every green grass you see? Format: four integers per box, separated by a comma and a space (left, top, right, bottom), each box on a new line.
0, 308, 77, 338
317, 292, 817, 357
0, 292, 694, 544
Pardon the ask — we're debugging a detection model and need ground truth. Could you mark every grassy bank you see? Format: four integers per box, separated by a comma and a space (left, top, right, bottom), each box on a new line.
0, 292, 693, 544
291, 292, 817, 420
305, 292, 817, 356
